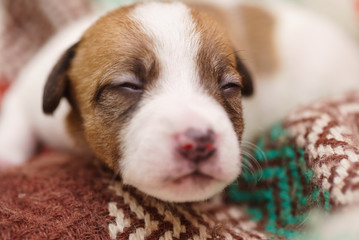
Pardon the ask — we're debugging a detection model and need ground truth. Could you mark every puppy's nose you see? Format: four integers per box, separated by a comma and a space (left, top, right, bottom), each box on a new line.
177, 128, 216, 163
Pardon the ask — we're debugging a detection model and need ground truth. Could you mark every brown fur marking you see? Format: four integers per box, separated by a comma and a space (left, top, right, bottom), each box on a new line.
43, 43, 78, 114
66, 4, 159, 169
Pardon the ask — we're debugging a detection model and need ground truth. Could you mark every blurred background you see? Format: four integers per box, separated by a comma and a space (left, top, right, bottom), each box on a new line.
0, 0, 358, 90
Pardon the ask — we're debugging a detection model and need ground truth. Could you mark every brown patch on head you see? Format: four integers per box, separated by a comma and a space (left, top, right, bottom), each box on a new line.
65, 4, 160, 169
190, 8, 247, 141
237, 4, 279, 76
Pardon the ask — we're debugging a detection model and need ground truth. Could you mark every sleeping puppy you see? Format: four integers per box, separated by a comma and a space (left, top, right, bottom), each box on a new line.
0, 2, 251, 202
0, 0, 358, 202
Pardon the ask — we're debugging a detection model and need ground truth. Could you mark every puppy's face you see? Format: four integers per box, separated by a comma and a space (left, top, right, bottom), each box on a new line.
43, 2, 253, 202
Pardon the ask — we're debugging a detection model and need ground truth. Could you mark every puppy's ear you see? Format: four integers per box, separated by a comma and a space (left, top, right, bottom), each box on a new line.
42, 42, 78, 115
235, 55, 254, 96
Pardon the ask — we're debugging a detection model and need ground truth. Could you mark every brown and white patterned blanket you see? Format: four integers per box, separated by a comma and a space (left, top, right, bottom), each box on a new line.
1, 91, 359, 240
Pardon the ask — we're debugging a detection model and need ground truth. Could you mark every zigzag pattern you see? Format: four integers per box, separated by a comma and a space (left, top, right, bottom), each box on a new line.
285, 92, 359, 206
107, 181, 268, 240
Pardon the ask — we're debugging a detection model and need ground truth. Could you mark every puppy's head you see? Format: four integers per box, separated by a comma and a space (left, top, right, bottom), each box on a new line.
43, 2, 253, 202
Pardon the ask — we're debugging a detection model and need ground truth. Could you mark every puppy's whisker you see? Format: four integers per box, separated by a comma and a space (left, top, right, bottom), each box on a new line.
241, 140, 267, 163
241, 151, 262, 171
241, 159, 256, 176
240, 150, 263, 182
239, 163, 258, 183
241, 140, 259, 149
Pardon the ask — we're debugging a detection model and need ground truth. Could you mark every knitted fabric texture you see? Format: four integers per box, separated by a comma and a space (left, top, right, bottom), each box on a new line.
228, 123, 331, 239
229, 91, 359, 239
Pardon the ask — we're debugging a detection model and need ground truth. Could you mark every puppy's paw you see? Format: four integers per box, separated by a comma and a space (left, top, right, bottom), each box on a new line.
0, 89, 37, 169
0, 143, 31, 170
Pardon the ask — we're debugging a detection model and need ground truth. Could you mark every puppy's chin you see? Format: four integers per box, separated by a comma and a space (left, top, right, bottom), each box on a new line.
123, 168, 238, 202
137, 179, 229, 202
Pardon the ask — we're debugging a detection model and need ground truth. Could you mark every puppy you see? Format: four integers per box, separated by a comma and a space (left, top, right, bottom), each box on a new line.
0, 0, 358, 202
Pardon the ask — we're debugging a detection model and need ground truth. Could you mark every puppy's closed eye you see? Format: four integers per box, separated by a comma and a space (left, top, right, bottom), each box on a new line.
220, 74, 243, 98
95, 74, 144, 103
118, 82, 143, 92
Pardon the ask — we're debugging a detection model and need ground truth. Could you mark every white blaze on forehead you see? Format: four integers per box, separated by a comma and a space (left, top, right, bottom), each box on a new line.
122, 2, 241, 202
130, 2, 201, 91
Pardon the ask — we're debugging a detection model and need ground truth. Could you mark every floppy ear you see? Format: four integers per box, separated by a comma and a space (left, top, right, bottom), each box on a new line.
42, 42, 78, 115
235, 55, 254, 96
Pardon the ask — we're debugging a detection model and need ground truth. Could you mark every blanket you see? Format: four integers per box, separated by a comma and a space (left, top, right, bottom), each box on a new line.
1, 91, 359, 240
229, 91, 359, 239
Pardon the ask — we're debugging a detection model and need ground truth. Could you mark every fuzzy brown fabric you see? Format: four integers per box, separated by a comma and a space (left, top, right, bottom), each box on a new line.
0, 152, 268, 240
0, 152, 116, 239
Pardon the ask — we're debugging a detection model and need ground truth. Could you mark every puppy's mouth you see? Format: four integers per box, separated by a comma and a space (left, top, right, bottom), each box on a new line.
165, 170, 215, 185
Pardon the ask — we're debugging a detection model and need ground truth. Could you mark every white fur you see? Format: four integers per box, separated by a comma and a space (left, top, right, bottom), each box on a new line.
122, 2, 240, 202
0, 16, 97, 165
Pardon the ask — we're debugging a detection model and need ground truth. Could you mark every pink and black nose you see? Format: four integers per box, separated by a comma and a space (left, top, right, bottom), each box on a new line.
177, 128, 216, 163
